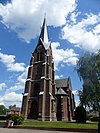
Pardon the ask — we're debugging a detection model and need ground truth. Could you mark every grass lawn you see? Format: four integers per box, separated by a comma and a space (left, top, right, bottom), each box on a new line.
0, 120, 6, 122
21, 121, 98, 129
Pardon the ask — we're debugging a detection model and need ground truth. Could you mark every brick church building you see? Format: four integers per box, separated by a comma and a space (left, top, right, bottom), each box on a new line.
21, 17, 75, 121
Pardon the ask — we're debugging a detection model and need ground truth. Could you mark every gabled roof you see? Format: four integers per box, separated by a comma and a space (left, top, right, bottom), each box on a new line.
7, 106, 20, 112
55, 78, 68, 88
39, 17, 50, 50
55, 88, 68, 96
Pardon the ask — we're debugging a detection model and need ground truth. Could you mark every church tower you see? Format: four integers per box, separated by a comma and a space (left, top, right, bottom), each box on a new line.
21, 17, 56, 121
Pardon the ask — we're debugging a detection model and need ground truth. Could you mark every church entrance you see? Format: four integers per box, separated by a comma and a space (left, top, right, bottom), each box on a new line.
29, 101, 38, 119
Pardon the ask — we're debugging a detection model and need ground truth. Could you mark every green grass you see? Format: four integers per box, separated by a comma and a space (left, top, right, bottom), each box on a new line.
0, 120, 6, 122
21, 121, 98, 129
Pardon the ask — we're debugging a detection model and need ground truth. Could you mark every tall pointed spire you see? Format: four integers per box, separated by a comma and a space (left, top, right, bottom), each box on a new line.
39, 15, 50, 50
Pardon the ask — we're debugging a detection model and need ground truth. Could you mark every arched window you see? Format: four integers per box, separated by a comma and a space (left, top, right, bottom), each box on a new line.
33, 83, 40, 97
37, 52, 43, 61
40, 52, 43, 61
37, 52, 39, 61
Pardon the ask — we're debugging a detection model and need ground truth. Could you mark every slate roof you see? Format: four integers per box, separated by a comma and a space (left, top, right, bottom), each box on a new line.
55, 78, 68, 88
7, 106, 20, 112
55, 88, 68, 96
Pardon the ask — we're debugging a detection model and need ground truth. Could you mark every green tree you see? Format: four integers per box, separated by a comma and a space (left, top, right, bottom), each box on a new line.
76, 52, 100, 111
76, 52, 100, 132
0, 105, 6, 115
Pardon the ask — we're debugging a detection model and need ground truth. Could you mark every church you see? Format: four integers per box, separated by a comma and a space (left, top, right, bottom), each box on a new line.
21, 17, 75, 121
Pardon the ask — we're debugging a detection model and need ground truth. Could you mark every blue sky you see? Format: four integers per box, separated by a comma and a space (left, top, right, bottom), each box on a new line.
0, 0, 100, 108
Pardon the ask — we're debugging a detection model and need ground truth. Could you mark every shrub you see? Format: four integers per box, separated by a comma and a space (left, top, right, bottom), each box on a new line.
87, 113, 99, 122
0, 115, 7, 120
75, 106, 86, 123
7, 114, 24, 125
90, 116, 99, 122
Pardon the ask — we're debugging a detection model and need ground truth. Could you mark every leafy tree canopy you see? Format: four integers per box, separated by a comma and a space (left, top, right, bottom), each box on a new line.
0, 105, 7, 115
76, 51, 100, 111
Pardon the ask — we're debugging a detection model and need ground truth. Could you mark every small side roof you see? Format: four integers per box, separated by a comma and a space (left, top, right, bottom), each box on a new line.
7, 106, 20, 112
55, 88, 68, 96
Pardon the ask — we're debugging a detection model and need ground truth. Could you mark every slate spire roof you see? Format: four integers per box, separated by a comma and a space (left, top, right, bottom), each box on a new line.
39, 16, 50, 50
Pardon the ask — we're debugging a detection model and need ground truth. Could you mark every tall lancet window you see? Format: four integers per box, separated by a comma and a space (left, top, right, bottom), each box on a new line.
37, 45, 43, 62
33, 83, 40, 97
37, 52, 39, 61
37, 52, 43, 61
40, 52, 43, 61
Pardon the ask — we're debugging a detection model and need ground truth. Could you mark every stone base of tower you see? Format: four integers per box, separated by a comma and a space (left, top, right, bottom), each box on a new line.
38, 112, 56, 121
38, 116, 56, 121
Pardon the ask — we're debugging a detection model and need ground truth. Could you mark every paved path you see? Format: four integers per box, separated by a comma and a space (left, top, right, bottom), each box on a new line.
0, 128, 83, 133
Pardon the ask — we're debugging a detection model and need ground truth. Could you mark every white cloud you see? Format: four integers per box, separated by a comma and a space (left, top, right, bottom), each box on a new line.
17, 67, 28, 84
51, 42, 79, 70
0, 68, 28, 107
70, 11, 81, 24
1, 92, 22, 102
72, 90, 78, 95
0, 92, 23, 107
0, 52, 25, 72
55, 75, 63, 79
0, 0, 77, 42
0, 0, 99, 52
6, 84, 24, 94
93, 24, 100, 35
6, 67, 28, 93
72, 90, 80, 107
62, 13, 100, 52
0, 83, 7, 91
64, 56, 79, 66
